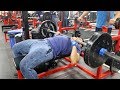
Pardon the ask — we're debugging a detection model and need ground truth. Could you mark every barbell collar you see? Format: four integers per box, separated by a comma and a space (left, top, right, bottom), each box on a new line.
99, 48, 120, 61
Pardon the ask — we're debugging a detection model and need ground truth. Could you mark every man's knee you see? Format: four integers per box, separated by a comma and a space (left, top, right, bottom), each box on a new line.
20, 60, 30, 73
12, 44, 18, 57
12, 43, 19, 53
19, 59, 38, 79
12, 44, 17, 51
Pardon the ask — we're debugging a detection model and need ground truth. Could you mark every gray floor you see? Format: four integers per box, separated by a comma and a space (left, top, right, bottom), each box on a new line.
0, 22, 120, 79
0, 23, 17, 79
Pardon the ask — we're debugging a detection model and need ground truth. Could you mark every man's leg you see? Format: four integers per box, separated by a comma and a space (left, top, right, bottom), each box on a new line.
12, 40, 39, 70
95, 27, 102, 32
96, 11, 107, 32
19, 42, 53, 79
12, 39, 37, 58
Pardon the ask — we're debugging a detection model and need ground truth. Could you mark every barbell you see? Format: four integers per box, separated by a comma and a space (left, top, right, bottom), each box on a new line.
38, 20, 120, 72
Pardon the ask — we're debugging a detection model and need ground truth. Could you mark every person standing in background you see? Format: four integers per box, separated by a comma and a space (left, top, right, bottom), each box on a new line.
77, 11, 120, 34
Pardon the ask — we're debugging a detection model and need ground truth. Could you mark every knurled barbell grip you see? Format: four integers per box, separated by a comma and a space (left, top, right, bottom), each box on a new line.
48, 29, 56, 34
105, 51, 120, 70
48, 29, 64, 36
75, 40, 87, 46
99, 48, 120, 61
99, 48, 120, 70
105, 52, 120, 63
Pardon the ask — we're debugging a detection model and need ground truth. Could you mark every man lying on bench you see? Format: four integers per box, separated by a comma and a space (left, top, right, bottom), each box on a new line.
12, 31, 83, 79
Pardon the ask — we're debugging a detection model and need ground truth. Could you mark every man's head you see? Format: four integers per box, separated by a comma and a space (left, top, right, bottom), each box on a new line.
72, 30, 81, 37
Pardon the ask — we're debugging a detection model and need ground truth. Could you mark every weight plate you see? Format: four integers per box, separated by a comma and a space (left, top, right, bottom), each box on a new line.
84, 32, 112, 68
43, 12, 52, 21
38, 20, 57, 38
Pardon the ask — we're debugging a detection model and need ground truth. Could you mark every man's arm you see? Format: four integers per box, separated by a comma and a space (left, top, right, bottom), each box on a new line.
70, 46, 80, 64
70, 38, 81, 64
109, 11, 120, 25
77, 11, 90, 22
113, 11, 120, 20
70, 37, 84, 64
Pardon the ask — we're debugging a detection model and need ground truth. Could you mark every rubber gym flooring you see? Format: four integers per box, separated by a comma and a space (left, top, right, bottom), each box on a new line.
0, 22, 120, 79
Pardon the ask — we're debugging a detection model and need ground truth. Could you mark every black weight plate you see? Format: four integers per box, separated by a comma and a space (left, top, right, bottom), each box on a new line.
38, 20, 57, 38
43, 12, 52, 21
84, 32, 112, 68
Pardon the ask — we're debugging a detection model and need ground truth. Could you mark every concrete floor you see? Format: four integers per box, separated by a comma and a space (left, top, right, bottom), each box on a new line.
0, 23, 17, 79
0, 22, 120, 79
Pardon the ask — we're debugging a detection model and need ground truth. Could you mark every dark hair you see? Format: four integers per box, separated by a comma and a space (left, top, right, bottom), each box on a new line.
72, 30, 81, 37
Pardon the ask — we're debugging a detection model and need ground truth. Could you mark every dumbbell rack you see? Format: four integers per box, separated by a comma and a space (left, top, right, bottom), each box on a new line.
3, 18, 22, 43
